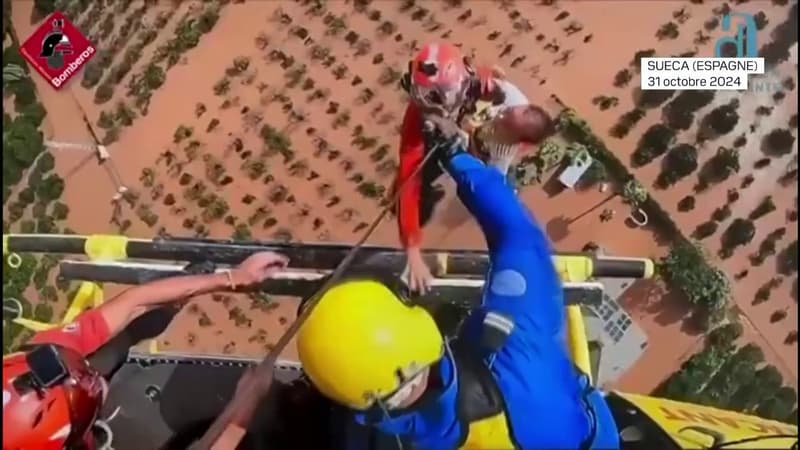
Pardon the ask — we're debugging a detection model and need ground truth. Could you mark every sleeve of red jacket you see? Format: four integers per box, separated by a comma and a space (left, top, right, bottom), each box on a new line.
396, 103, 424, 249
27, 308, 112, 357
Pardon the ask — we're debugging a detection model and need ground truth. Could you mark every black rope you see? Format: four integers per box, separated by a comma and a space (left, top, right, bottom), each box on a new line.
258, 138, 446, 369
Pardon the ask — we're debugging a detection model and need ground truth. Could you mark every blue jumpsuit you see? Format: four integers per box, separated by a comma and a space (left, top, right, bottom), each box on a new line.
354, 151, 621, 449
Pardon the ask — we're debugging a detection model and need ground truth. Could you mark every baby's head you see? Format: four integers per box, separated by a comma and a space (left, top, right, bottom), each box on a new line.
489, 104, 555, 146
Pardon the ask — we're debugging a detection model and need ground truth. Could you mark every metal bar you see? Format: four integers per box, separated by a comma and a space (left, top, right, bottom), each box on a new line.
58, 260, 604, 307
5, 233, 654, 279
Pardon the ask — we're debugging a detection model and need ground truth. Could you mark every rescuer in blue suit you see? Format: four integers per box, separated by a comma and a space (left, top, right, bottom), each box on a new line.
296, 110, 620, 450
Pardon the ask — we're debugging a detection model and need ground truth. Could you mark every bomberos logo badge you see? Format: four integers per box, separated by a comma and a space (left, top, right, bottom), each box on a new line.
19, 11, 96, 90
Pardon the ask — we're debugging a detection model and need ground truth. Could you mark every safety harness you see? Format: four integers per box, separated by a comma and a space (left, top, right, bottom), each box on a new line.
448, 314, 600, 450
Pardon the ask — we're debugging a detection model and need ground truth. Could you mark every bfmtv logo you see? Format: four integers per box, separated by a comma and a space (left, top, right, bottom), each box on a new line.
714, 13, 758, 58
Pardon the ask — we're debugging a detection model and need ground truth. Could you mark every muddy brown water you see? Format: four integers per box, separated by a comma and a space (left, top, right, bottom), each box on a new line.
10, 0, 796, 389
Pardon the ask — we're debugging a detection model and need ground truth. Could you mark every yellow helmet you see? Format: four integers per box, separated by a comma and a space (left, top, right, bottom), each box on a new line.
297, 279, 444, 410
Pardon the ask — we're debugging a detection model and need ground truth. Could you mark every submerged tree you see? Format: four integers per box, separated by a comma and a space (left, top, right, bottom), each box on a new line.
762, 128, 796, 156
632, 124, 676, 167
657, 144, 699, 188
721, 218, 756, 253
697, 147, 740, 189
613, 68, 633, 88
700, 100, 740, 139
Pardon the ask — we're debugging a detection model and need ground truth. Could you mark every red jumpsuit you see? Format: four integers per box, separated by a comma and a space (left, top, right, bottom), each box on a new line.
28, 308, 112, 356
395, 78, 530, 249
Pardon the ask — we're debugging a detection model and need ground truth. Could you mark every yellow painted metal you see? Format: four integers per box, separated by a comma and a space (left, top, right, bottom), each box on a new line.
616, 392, 798, 449
11, 317, 58, 331
62, 282, 103, 324
553, 255, 594, 283
556, 256, 594, 381
84, 234, 129, 261
10, 282, 105, 332
642, 258, 655, 279
566, 305, 592, 384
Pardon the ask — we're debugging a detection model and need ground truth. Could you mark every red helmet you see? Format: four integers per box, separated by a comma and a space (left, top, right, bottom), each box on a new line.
3, 345, 104, 450
405, 43, 474, 115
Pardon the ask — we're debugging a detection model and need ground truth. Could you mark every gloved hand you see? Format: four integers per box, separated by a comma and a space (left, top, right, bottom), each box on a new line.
422, 115, 469, 162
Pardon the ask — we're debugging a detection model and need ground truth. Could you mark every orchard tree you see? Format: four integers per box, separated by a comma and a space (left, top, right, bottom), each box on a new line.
707, 322, 743, 348
722, 218, 756, 251
33, 0, 56, 16
81, 62, 104, 88
656, 22, 680, 40
6, 117, 44, 166
142, 64, 166, 90
622, 179, 648, 207
670, 90, 715, 113
632, 49, 656, 70
693, 221, 719, 240
729, 365, 784, 411
19, 102, 46, 128
94, 83, 115, 104
777, 240, 797, 275
756, 386, 797, 421
36, 174, 65, 201
677, 195, 696, 212
763, 128, 796, 156
701, 100, 740, 138
698, 147, 740, 188
657, 144, 698, 187
748, 196, 776, 221
664, 106, 695, 131
661, 241, 731, 311
699, 343, 763, 407
613, 68, 633, 88
632, 124, 676, 167
637, 88, 675, 109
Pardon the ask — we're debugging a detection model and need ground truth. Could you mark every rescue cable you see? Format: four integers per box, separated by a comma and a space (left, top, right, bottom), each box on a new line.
254, 138, 445, 378
192, 131, 449, 449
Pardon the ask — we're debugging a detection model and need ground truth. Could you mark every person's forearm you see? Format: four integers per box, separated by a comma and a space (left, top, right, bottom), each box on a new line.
397, 153, 424, 249
112, 272, 230, 309
398, 193, 422, 249
100, 271, 233, 335
397, 101, 425, 249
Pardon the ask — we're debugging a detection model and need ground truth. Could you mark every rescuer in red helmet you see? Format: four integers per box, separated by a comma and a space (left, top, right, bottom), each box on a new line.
396, 42, 533, 294
2, 251, 288, 450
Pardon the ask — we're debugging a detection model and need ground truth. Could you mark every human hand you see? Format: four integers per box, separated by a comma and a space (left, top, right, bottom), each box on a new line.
231, 252, 289, 289
423, 115, 466, 145
405, 247, 433, 295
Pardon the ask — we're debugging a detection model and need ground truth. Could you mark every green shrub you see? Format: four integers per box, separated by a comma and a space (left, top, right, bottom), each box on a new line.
19, 101, 47, 127
94, 83, 115, 104
35, 174, 65, 201
19, 220, 35, 233
18, 187, 35, 205
32, 202, 48, 218
36, 152, 55, 173
51, 201, 69, 220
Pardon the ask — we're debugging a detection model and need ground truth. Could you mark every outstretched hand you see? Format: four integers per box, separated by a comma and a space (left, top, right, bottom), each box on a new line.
423, 115, 467, 147
231, 252, 289, 289
405, 247, 433, 294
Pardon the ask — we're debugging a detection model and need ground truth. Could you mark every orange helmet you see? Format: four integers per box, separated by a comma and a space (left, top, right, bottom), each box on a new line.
3, 345, 105, 450
404, 43, 475, 115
